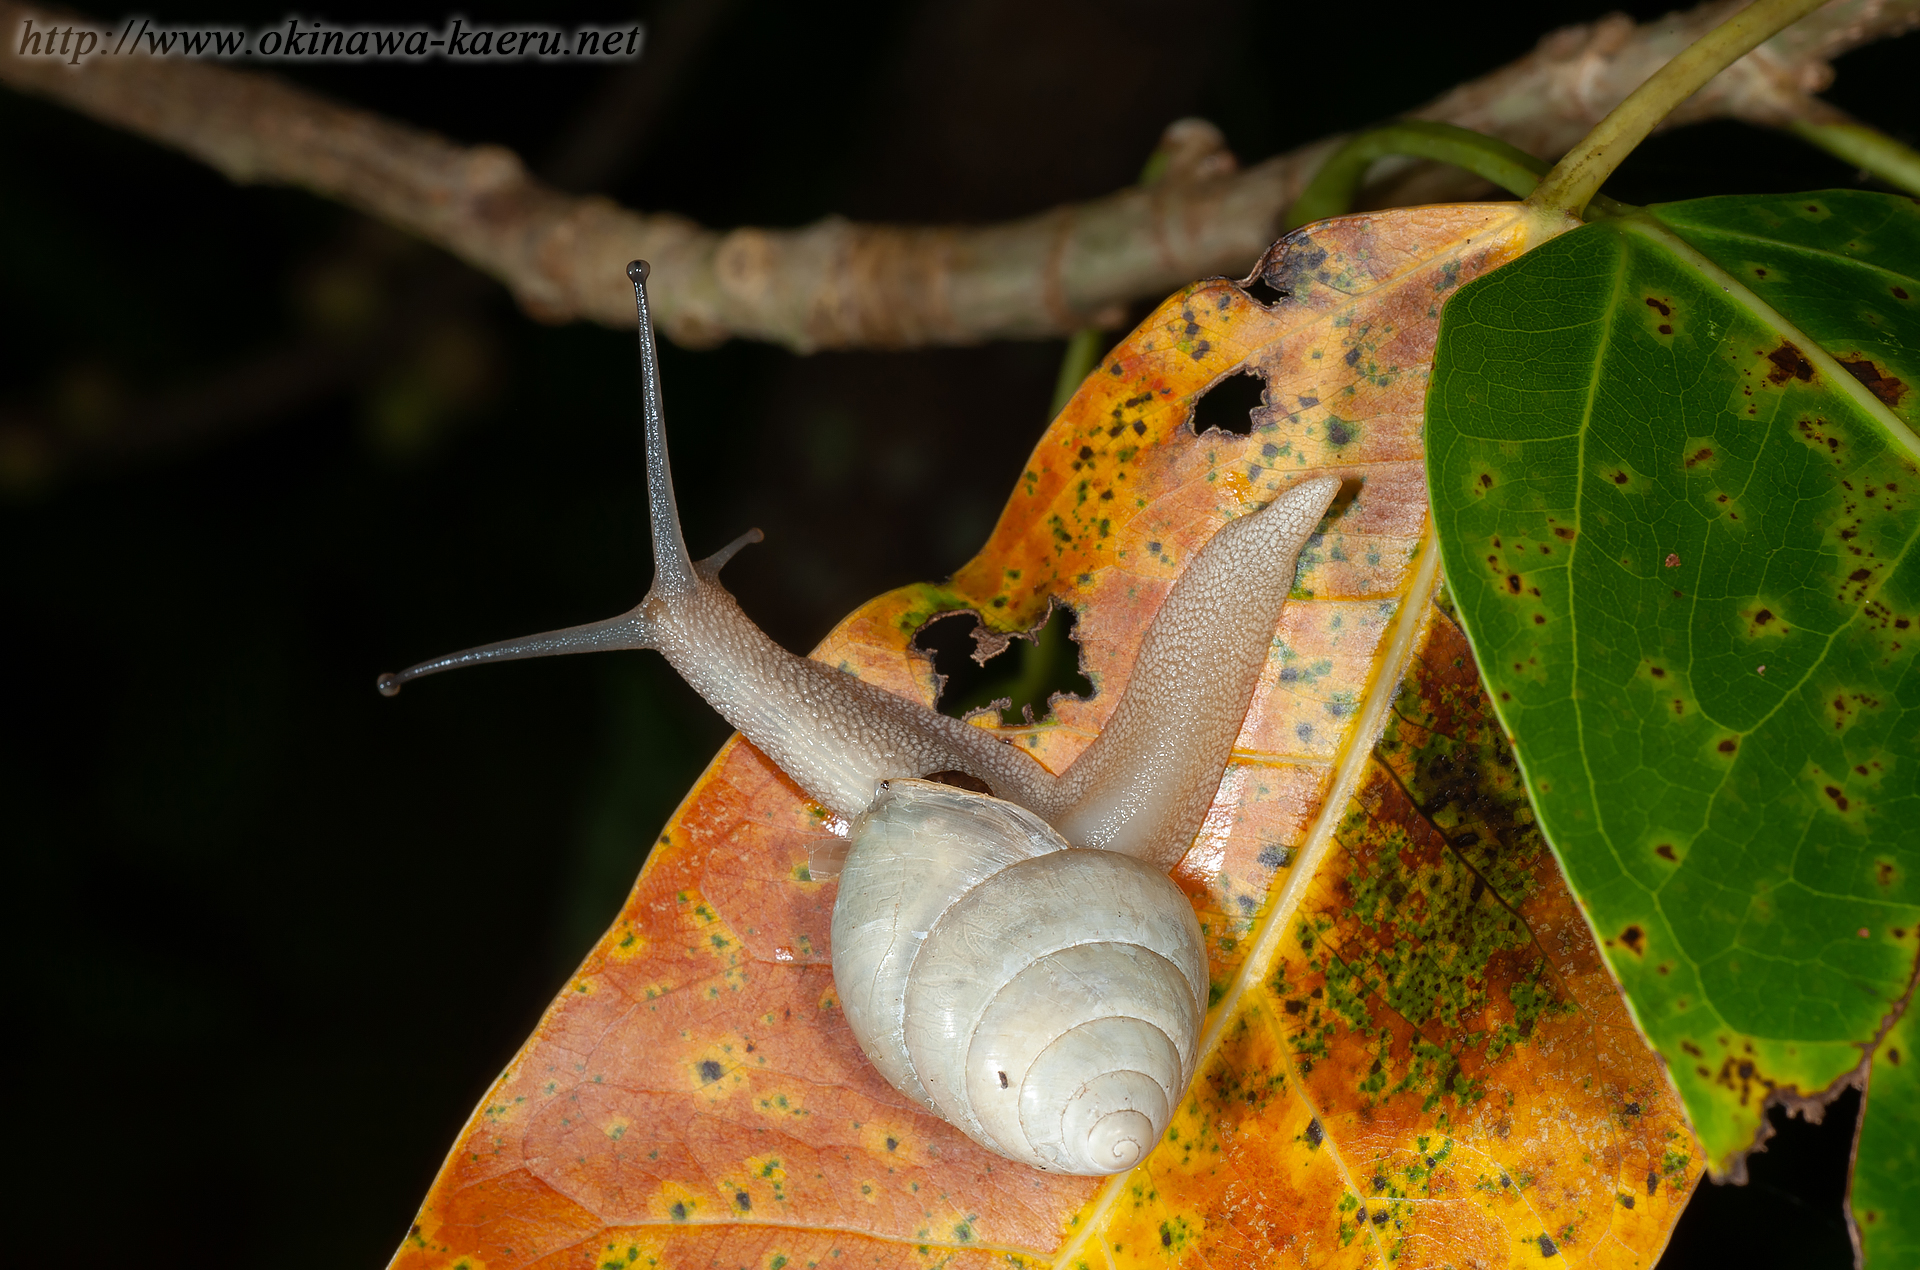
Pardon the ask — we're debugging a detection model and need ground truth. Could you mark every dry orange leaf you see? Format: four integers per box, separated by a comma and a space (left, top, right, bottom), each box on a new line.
390, 205, 1703, 1270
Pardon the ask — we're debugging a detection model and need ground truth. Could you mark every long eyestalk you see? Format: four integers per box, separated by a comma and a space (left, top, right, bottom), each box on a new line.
376, 262, 1344, 858
630, 260, 699, 601
377, 260, 692, 696
374, 607, 655, 697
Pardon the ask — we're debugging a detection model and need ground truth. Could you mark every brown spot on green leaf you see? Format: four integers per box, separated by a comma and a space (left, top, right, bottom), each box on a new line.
1765, 343, 1815, 384
1837, 355, 1908, 409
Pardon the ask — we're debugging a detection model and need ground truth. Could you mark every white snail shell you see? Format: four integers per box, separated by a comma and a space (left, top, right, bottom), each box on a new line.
833, 779, 1205, 1173
380, 260, 1340, 1175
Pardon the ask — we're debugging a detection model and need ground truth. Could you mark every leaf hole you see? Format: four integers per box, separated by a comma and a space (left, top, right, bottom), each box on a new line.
1239, 276, 1286, 307
1190, 369, 1265, 437
915, 602, 1092, 726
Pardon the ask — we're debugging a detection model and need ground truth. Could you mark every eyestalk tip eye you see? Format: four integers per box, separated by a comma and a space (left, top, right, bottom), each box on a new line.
376, 673, 402, 697
627, 259, 649, 285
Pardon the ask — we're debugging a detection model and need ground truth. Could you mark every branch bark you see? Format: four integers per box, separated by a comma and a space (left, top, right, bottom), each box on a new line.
3, 0, 1914, 351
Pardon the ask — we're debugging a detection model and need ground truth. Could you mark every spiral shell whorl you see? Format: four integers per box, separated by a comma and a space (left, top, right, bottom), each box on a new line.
1022, 1016, 1181, 1172
830, 781, 1060, 1106
830, 780, 1205, 1175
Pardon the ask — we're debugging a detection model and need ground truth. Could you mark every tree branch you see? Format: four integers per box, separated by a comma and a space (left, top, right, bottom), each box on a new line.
3, 0, 1914, 351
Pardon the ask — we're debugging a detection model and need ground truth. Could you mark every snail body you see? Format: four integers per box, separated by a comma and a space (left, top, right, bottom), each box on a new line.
381, 261, 1339, 1175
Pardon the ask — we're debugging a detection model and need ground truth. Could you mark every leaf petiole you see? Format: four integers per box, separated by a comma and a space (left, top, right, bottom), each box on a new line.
1285, 121, 1551, 230
1051, 327, 1105, 417
1787, 116, 1920, 198
1527, 0, 1831, 218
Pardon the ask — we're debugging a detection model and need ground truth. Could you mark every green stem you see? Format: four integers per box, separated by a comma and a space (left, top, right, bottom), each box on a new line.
1051, 132, 1197, 416
1051, 327, 1104, 416
1528, 0, 1830, 218
1788, 117, 1920, 197
1285, 121, 1551, 231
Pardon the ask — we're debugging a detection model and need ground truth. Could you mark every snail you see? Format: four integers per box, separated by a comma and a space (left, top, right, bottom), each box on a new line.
380, 261, 1340, 1175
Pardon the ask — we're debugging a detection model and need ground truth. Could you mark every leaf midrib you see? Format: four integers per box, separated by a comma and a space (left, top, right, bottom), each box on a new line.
1621, 215, 1920, 457
1618, 215, 1920, 740
1048, 212, 1542, 1270
1565, 229, 1627, 908
1548, 215, 1920, 1048
1647, 214, 1920, 288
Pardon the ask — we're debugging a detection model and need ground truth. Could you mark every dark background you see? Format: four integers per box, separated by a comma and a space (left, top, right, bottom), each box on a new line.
2, 1, 1907, 1265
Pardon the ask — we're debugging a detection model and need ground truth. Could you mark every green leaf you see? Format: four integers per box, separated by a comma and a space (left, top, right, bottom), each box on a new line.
1425, 190, 1920, 1215
1852, 1001, 1919, 1262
